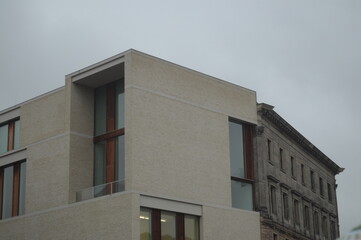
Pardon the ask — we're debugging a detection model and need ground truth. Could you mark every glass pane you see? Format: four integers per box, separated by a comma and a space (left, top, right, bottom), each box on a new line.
115, 80, 124, 129
13, 120, 20, 149
229, 121, 245, 178
94, 85, 107, 136
2, 166, 14, 219
185, 215, 199, 240
161, 211, 176, 240
115, 135, 125, 192
0, 124, 8, 154
140, 208, 152, 240
231, 180, 253, 211
94, 141, 106, 196
18, 162, 26, 215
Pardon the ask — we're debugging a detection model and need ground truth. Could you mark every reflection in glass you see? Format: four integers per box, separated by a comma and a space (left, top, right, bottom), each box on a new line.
231, 180, 253, 211
94, 141, 106, 196
116, 80, 124, 129
161, 211, 176, 240
229, 121, 245, 178
94, 85, 107, 136
0, 124, 8, 154
140, 208, 152, 240
115, 135, 125, 192
185, 215, 199, 240
13, 120, 20, 149
18, 162, 26, 215
2, 166, 14, 219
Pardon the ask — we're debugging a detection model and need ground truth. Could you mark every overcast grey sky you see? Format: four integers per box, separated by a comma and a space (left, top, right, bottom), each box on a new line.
1, 0, 360, 235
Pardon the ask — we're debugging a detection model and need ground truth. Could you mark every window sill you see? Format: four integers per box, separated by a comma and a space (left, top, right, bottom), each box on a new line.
292, 176, 296, 181
268, 161, 274, 166
280, 168, 286, 174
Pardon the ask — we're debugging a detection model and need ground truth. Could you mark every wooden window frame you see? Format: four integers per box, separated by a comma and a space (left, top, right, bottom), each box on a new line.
93, 82, 124, 187
0, 160, 25, 219
0, 118, 19, 153
147, 208, 199, 240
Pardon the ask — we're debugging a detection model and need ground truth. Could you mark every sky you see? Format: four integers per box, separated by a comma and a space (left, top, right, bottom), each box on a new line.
0, 0, 360, 235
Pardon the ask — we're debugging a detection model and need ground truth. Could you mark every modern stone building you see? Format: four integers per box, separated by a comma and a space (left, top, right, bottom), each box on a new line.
254, 103, 343, 240
0, 49, 261, 240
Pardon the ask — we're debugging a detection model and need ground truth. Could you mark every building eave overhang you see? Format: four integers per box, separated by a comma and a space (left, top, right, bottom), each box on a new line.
257, 103, 343, 175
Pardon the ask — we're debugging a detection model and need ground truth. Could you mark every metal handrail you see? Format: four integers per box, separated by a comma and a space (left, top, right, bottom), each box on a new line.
76, 179, 125, 202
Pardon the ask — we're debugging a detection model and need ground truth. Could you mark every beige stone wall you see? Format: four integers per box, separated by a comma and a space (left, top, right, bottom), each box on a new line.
0, 193, 135, 240
20, 89, 66, 146
125, 51, 257, 124
127, 87, 232, 206
26, 135, 70, 213
202, 205, 261, 240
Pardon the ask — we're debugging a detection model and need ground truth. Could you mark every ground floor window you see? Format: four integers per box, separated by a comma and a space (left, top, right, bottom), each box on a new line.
140, 208, 199, 240
0, 161, 26, 219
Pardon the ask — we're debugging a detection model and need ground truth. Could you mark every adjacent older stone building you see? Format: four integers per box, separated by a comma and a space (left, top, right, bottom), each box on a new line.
254, 103, 343, 240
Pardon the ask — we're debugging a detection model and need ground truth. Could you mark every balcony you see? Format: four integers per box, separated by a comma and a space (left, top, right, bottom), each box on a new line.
76, 180, 125, 202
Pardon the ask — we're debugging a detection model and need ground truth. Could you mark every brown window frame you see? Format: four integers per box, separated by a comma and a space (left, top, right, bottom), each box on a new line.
0, 160, 26, 219
93, 81, 125, 187
143, 208, 200, 240
0, 118, 20, 153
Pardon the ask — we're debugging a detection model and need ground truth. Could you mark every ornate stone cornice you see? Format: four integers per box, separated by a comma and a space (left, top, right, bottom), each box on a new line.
257, 103, 344, 175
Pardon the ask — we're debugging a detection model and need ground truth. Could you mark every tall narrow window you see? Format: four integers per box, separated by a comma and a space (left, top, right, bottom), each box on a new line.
319, 177, 324, 197
293, 199, 300, 225
327, 183, 332, 202
0, 119, 20, 154
270, 186, 277, 215
314, 211, 320, 235
290, 157, 294, 178
0, 161, 26, 219
322, 216, 328, 238
304, 205, 310, 230
267, 139, 272, 162
273, 233, 278, 240
310, 171, 315, 191
279, 148, 284, 170
282, 192, 289, 220
330, 220, 336, 240
140, 208, 199, 240
229, 119, 253, 211
301, 164, 305, 184
94, 80, 125, 195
